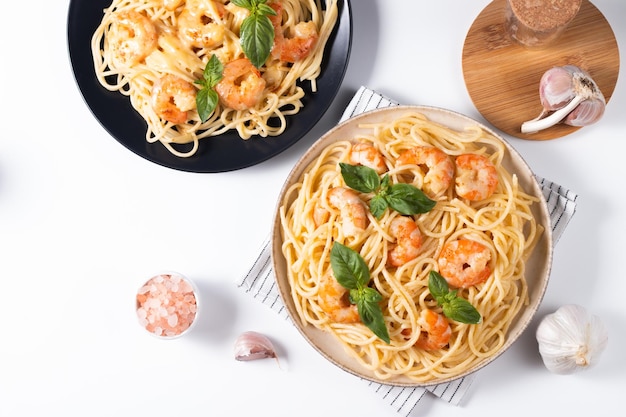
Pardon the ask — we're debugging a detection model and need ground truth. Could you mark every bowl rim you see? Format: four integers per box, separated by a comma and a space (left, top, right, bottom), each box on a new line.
271, 105, 554, 386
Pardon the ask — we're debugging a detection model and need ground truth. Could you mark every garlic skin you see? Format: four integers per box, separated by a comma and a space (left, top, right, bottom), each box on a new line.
521, 65, 605, 133
234, 331, 277, 361
564, 97, 605, 127
536, 304, 608, 375
539, 66, 577, 110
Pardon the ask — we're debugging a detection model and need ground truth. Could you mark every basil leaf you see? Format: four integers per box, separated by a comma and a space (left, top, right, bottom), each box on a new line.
195, 88, 219, 123
385, 183, 436, 215
339, 163, 434, 219
355, 289, 390, 344
429, 270, 482, 324
330, 242, 390, 344
240, 13, 275, 68
194, 54, 223, 122
232, 0, 277, 68
380, 174, 390, 190
369, 194, 388, 219
231, 0, 253, 7
339, 163, 380, 193
206, 54, 223, 83
443, 297, 482, 324
360, 286, 382, 303
257, 3, 276, 15
428, 270, 449, 301
330, 242, 370, 290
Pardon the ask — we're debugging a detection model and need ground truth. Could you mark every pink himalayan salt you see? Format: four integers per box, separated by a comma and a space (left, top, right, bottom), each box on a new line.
136, 273, 198, 338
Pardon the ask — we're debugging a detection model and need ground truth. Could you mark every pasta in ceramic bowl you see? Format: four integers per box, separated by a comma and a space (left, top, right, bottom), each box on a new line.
271, 106, 553, 386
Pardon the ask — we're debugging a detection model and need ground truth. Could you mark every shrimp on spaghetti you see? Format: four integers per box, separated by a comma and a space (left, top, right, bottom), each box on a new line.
91, 0, 339, 157
278, 110, 544, 383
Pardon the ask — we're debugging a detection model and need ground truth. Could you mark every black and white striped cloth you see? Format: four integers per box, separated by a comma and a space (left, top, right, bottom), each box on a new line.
238, 87, 577, 415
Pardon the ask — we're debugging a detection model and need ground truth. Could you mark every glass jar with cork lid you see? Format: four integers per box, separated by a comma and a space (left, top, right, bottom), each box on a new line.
505, 0, 582, 48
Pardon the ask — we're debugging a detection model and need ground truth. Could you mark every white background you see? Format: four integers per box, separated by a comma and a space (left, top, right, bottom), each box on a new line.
1, 0, 624, 415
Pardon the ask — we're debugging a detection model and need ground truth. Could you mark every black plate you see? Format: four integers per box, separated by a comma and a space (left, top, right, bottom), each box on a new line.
67, 0, 352, 173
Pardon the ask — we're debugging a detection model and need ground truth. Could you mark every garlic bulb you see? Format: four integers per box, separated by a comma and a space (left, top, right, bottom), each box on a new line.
521, 65, 605, 133
234, 331, 278, 361
536, 304, 608, 374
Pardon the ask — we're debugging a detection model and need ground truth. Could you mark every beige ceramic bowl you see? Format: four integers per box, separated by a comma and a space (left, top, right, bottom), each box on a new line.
271, 105, 553, 386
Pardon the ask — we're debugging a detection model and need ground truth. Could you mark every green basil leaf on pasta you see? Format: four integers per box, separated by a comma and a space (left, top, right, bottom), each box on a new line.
231, 0, 253, 7
360, 286, 382, 303
339, 163, 380, 193
340, 163, 434, 218
233, 0, 276, 68
379, 173, 390, 192
428, 270, 450, 301
257, 2, 277, 16
443, 297, 482, 324
330, 242, 370, 290
356, 289, 390, 344
204, 53, 224, 85
330, 243, 390, 343
196, 88, 218, 123
194, 54, 223, 122
429, 270, 481, 324
240, 13, 275, 68
369, 194, 388, 219
385, 183, 436, 215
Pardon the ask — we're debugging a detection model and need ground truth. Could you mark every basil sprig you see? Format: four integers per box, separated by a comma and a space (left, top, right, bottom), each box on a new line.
330, 242, 390, 344
194, 54, 223, 122
339, 163, 436, 219
231, 0, 277, 68
428, 271, 481, 324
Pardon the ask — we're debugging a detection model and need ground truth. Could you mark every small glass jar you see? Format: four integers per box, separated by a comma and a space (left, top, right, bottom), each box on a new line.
136, 271, 199, 339
505, 0, 582, 48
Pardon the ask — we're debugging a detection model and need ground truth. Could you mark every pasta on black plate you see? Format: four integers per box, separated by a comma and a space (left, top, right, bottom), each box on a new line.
91, 0, 338, 157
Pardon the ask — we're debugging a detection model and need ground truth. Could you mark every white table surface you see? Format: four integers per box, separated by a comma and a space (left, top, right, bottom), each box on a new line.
2, 1, 624, 415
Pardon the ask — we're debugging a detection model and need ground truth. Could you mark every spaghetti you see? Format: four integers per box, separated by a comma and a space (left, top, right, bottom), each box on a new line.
278, 110, 543, 382
91, 0, 338, 157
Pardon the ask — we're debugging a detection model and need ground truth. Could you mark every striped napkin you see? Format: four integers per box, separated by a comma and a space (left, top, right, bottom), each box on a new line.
238, 86, 578, 415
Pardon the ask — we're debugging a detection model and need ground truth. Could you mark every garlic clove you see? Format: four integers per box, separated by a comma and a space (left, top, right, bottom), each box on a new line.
539, 66, 576, 111
564, 96, 605, 126
234, 331, 278, 361
536, 304, 608, 375
521, 65, 606, 134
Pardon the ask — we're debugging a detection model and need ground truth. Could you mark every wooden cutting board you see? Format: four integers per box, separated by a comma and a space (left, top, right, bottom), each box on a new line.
462, 0, 620, 140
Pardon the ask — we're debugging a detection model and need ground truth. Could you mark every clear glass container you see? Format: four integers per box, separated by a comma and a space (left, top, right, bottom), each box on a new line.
505, 0, 582, 48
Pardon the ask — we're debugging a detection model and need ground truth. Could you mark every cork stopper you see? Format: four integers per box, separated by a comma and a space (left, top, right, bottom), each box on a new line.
506, 0, 582, 47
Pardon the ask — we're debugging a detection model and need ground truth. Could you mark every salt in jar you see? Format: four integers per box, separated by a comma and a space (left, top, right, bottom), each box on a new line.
136, 272, 199, 339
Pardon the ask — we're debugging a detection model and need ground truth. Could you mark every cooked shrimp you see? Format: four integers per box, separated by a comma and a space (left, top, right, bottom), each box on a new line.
214, 58, 267, 111
349, 143, 387, 174
455, 154, 499, 201
415, 309, 452, 350
269, 3, 319, 63
108, 10, 158, 66
317, 271, 360, 323
328, 187, 368, 237
151, 74, 197, 124
387, 216, 422, 267
177, 0, 226, 49
438, 239, 491, 288
397, 146, 454, 197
